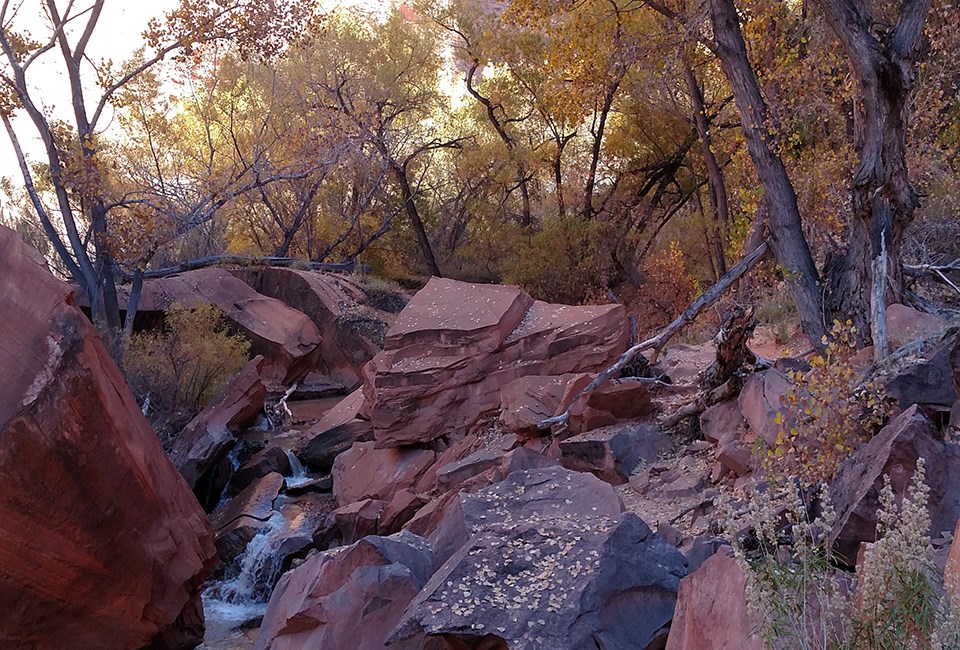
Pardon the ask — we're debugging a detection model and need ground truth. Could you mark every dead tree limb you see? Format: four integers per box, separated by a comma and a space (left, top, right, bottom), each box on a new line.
661, 305, 761, 428
904, 258, 960, 296
122, 255, 363, 281
538, 240, 770, 430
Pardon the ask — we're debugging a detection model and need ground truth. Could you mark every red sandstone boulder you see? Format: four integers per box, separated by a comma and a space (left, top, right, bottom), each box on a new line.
210, 472, 285, 571
233, 444, 292, 491
700, 400, 746, 446
885, 329, 958, 411
829, 405, 960, 563
363, 278, 628, 447
169, 355, 267, 498
256, 531, 438, 650
117, 268, 321, 383
665, 546, 762, 650
294, 389, 373, 472
560, 422, 673, 484
236, 268, 392, 389
738, 369, 792, 447
565, 378, 654, 435
886, 303, 945, 349
0, 226, 216, 649
332, 441, 435, 507
499, 374, 585, 438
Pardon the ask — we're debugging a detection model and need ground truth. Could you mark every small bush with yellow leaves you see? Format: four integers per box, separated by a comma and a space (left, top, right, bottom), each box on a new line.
764, 320, 891, 485
124, 302, 251, 421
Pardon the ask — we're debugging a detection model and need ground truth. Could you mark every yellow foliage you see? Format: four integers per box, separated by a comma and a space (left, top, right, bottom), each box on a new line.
124, 302, 250, 419
763, 320, 891, 485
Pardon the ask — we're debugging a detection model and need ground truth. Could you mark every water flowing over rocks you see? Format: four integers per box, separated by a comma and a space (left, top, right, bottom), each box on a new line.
0, 225, 216, 649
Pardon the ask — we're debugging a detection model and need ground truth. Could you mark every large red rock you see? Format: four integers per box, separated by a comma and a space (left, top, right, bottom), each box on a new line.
117, 268, 321, 383
332, 441, 435, 507
829, 405, 960, 563
738, 369, 792, 447
169, 355, 266, 494
564, 378, 654, 434
294, 389, 373, 472
560, 422, 672, 484
363, 278, 628, 447
237, 268, 391, 389
499, 374, 580, 438
665, 546, 762, 650
885, 303, 945, 349
0, 226, 216, 649
256, 531, 438, 650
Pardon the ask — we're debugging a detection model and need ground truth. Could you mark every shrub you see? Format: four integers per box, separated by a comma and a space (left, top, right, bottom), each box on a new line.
724, 460, 960, 649
125, 302, 250, 430
764, 320, 891, 485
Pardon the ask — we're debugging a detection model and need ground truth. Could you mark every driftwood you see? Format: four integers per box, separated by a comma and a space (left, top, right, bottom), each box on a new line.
904, 257, 960, 296
661, 306, 760, 428
122, 255, 363, 281
538, 240, 770, 430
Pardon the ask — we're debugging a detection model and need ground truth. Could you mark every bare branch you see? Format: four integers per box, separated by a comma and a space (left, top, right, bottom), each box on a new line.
538, 240, 770, 430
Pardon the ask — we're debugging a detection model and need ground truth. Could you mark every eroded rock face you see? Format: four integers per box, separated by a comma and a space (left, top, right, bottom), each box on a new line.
829, 405, 960, 563
391, 468, 686, 650
363, 278, 628, 447
169, 355, 267, 501
738, 369, 792, 447
560, 422, 672, 484
665, 547, 762, 650
332, 441, 435, 508
117, 268, 322, 383
236, 268, 390, 389
0, 226, 216, 649
257, 531, 438, 650
294, 389, 373, 472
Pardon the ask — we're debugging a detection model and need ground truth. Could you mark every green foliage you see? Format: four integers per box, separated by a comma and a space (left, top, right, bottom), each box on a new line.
124, 302, 250, 420
764, 320, 891, 485
499, 217, 607, 305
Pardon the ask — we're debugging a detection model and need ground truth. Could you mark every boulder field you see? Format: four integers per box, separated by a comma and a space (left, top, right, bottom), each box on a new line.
7, 220, 960, 649
0, 225, 216, 649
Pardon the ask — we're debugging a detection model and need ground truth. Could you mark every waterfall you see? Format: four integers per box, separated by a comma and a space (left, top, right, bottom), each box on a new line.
202, 510, 287, 635
283, 450, 312, 488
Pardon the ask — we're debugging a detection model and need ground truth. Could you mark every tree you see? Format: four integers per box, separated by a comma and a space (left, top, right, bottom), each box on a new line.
0, 0, 314, 336
815, 0, 933, 355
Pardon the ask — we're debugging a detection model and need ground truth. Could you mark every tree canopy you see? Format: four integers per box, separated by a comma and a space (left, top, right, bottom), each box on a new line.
3, 0, 958, 353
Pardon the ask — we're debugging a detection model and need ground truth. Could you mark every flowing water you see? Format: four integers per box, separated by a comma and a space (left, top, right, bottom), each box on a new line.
282, 450, 313, 489
201, 509, 289, 647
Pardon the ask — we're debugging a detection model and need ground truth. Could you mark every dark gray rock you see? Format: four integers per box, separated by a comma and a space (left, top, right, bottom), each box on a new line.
390, 513, 686, 650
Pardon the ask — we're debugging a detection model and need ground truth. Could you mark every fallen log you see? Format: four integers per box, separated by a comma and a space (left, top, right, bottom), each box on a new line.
121, 255, 365, 281
538, 240, 770, 430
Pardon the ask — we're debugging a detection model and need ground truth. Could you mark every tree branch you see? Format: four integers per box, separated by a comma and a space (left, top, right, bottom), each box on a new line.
538, 240, 770, 430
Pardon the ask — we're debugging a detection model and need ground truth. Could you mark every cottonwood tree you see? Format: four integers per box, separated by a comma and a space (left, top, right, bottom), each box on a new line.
288, 12, 462, 277
0, 0, 314, 336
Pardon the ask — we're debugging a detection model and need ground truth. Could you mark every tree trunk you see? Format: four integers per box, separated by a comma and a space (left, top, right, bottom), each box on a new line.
815, 0, 931, 345
683, 60, 729, 276
708, 0, 827, 347
392, 162, 442, 277
582, 78, 621, 219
